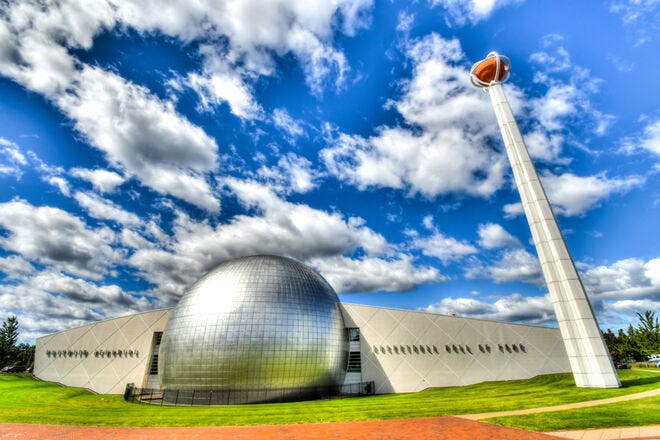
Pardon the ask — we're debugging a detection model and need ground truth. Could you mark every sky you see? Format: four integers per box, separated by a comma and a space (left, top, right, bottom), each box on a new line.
1, 0, 659, 343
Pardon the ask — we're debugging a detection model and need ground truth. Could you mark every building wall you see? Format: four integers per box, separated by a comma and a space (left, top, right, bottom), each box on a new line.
34, 309, 172, 394
34, 304, 571, 395
341, 304, 570, 394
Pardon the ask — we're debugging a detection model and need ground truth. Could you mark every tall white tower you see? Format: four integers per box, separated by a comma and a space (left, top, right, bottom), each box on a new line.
470, 52, 620, 388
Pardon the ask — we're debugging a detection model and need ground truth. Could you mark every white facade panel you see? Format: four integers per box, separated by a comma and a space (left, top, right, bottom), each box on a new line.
341, 304, 570, 394
34, 309, 172, 394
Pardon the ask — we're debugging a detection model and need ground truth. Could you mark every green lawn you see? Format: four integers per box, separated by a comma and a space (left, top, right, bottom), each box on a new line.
486, 395, 660, 431
0, 370, 658, 427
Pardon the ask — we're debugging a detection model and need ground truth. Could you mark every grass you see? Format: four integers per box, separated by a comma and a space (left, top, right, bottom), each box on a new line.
486, 395, 660, 431
0, 370, 658, 427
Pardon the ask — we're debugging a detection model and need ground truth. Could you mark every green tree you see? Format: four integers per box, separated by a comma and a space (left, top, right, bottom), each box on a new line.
603, 310, 660, 362
635, 310, 660, 358
0, 316, 21, 367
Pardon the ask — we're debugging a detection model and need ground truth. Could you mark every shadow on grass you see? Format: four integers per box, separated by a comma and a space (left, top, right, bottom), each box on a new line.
619, 370, 660, 388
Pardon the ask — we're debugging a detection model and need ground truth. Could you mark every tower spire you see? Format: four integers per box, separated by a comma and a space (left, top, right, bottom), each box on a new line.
470, 52, 620, 388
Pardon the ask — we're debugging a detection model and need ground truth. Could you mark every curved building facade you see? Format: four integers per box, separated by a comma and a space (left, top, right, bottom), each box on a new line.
159, 255, 346, 403
34, 255, 572, 402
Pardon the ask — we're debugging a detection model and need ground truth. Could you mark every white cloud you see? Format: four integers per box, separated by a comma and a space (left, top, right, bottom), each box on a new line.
423, 293, 555, 324
0, 137, 27, 178
0, 199, 121, 280
623, 117, 660, 156
187, 67, 263, 120
610, 0, 660, 45
127, 178, 394, 300
272, 108, 306, 140
501, 171, 642, 218
581, 258, 660, 300
503, 202, 524, 218
408, 227, 477, 264
524, 36, 616, 161
321, 34, 507, 198
256, 153, 320, 194
0, 255, 35, 279
429, 0, 521, 25
0, 270, 152, 342
70, 168, 125, 193
478, 248, 543, 284
57, 66, 220, 212
73, 191, 142, 227
46, 176, 71, 196
477, 223, 520, 249
116, 0, 372, 100
1, 1, 235, 212
311, 255, 445, 293
541, 171, 643, 216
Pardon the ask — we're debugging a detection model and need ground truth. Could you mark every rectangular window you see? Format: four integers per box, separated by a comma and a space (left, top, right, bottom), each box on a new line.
347, 328, 360, 342
149, 354, 159, 375
346, 351, 361, 373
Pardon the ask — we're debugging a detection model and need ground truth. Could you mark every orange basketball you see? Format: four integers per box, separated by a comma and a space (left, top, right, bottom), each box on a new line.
473, 57, 507, 84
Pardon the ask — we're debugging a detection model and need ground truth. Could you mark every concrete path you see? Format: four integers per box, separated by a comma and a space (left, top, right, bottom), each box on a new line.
546, 425, 660, 439
457, 388, 660, 439
458, 388, 660, 420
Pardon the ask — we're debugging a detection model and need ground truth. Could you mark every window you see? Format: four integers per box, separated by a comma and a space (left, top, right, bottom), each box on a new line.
346, 351, 361, 373
149, 354, 159, 375
347, 328, 360, 342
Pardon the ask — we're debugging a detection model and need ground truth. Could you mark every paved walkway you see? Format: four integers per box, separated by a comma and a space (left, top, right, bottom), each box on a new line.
547, 425, 660, 439
458, 388, 660, 420
456, 388, 660, 440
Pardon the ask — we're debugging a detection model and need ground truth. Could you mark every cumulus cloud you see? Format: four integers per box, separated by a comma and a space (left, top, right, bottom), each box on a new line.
525, 35, 616, 161
0, 199, 120, 280
0, 255, 35, 279
256, 153, 320, 194
187, 66, 263, 120
70, 168, 125, 193
311, 255, 446, 293
272, 108, 306, 140
126, 178, 394, 301
622, 117, 660, 156
467, 248, 543, 285
501, 171, 643, 218
407, 228, 477, 264
423, 256, 660, 328
321, 34, 506, 198
423, 293, 555, 325
1, 8, 220, 211
429, 0, 522, 26
0, 138, 27, 178
73, 191, 142, 227
0, 0, 377, 211
0, 270, 151, 341
540, 171, 643, 216
581, 258, 660, 301
477, 223, 520, 249
57, 66, 220, 212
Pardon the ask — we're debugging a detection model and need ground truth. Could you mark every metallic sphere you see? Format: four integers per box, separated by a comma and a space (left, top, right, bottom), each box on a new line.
158, 255, 346, 403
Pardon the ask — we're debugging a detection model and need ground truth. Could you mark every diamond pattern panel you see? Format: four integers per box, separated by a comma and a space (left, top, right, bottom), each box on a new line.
342, 304, 570, 393
34, 309, 173, 394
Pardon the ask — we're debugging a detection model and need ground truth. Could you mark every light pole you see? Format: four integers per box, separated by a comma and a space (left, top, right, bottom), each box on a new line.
470, 52, 620, 388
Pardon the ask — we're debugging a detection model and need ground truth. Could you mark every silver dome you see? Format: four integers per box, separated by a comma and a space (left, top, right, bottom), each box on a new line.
158, 255, 346, 403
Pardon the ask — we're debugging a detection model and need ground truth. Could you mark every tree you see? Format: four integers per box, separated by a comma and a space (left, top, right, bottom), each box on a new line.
635, 311, 660, 358
603, 310, 660, 362
0, 316, 19, 366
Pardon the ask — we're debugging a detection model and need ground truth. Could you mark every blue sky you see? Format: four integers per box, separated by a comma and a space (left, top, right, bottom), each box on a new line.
1, 0, 658, 343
